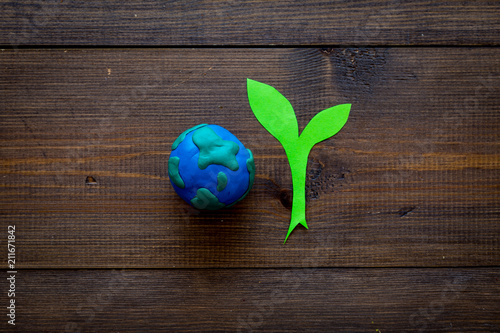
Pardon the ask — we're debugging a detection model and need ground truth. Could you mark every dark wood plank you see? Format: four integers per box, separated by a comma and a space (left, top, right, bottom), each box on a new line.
8, 268, 499, 332
1, 1, 500, 46
1, 48, 499, 268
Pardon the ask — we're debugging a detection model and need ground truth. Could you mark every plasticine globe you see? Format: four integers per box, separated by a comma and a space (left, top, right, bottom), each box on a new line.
168, 124, 255, 210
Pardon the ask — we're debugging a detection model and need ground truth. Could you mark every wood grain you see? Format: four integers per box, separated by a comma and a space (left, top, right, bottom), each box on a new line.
1, 1, 500, 46
8, 268, 499, 332
1, 48, 498, 269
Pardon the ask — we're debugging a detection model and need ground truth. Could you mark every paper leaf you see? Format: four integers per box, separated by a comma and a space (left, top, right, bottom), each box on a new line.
300, 104, 351, 148
246, 78, 351, 243
246, 78, 299, 145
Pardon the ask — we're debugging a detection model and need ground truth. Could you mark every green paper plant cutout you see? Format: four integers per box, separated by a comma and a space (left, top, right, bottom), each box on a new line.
247, 78, 351, 243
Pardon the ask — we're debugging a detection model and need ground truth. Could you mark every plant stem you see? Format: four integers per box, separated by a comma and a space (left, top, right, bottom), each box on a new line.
284, 147, 310, 243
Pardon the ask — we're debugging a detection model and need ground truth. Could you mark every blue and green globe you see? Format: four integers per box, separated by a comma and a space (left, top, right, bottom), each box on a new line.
168, 124, 255, 210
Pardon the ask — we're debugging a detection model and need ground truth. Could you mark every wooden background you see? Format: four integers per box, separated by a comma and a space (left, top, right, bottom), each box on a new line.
1, 1, 499, 332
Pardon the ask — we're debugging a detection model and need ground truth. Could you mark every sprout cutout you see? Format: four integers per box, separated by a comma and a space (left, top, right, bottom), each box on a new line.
247, 79, 351, 243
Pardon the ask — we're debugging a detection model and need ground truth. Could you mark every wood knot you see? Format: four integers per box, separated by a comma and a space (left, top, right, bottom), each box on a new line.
85, 176, 97, 185
278, 189, 293, 210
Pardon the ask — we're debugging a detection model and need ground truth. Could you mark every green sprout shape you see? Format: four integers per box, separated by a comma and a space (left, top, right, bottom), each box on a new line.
247, 79, 351, 243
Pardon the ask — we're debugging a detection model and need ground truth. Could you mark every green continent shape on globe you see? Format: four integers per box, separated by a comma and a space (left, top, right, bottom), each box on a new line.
217, 172, 228, 192
228, 148, 255, 207
172, 123, 207, 150
168, 156, 185, 188
246, 149, 255, 191
191, 188, 226, 210
192, 126, 240, 171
